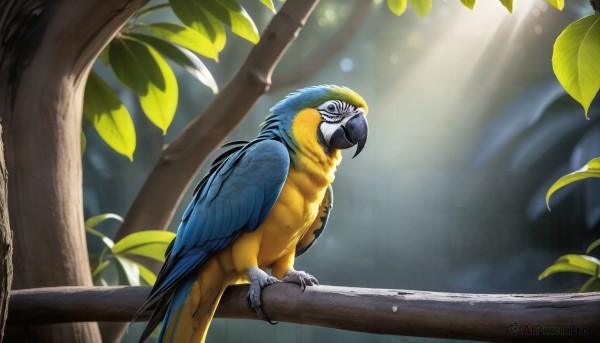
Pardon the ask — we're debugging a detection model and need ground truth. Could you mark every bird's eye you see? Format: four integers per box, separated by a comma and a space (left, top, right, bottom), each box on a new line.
327, 104, 336, 112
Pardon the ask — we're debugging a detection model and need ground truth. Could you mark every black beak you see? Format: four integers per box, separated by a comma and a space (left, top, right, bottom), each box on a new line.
328, 113, 368, 158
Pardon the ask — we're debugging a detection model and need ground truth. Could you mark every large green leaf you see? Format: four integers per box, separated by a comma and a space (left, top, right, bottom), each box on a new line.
408, 0, 431, 18
499, 0, 512, 13
83, 71, 136, 160
109, 38, 178, 134
170, 0, 227, 52
199, 0, 259, 43
553, 14, 600, 117
145, 22, 218, 60
544, 0, 564, 11
85, 213, 124, 230
539, 254, 600, 280
386, 0, 407, 16
125, 33, 218, 94
111, 230, 175, 262
114, 256, 140, 286
587, 238, 600, 254
460, 0, 475, 10
546, 158, 600, 210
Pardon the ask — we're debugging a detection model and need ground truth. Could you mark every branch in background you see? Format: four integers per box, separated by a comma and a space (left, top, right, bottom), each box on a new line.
8, 284, 600, 342
271, 0, 373, 91
114, 0, 320, 242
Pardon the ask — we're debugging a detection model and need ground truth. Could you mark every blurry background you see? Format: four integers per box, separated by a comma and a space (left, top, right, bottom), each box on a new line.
83, 0, 598, 341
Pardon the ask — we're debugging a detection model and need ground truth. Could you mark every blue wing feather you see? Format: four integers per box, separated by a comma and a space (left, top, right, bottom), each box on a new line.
136, 139, 290, 336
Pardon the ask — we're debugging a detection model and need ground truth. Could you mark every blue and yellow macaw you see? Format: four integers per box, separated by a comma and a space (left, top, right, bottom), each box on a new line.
136, 85, 369, 343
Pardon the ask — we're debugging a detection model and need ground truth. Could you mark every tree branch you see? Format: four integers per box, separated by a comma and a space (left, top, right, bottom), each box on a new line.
271, 0, 373, 91
8, 284, 600, 342
114, 0, 320, 241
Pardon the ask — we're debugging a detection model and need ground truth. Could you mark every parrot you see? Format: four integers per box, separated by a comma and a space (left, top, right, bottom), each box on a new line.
135, 85, 369, 343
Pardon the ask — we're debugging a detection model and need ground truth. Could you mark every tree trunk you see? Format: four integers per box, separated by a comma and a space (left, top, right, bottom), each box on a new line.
0, 125, 13, 342
0, 0, 146, 341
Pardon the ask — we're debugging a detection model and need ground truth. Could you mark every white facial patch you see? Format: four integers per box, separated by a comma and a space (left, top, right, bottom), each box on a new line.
317, 100, 364, 144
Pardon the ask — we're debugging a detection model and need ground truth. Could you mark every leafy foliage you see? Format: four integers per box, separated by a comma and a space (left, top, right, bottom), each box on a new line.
553, 14, 600, 118
85, 213, 175, 286
546, 158, 600, 210
385, 0, 562, 16
83, 71, 136, 160
109, 38, 178, 134
539, 240, 600, 292
84, 0, 273, 159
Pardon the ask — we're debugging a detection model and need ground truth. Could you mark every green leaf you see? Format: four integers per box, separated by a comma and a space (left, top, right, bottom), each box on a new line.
546, 158, 600, 210
136, 3, 170, 18
199, 0, 259, 43
499, 0, 512, 13
553, 14, 600, 117
145, 22, 218, 60
136, 262, 158, 285
92, 260, 110, 278
587, 238, 600, 254
114, 256, 141, 286
109, 38, 178, 134
112, 230, 175, 262
579, 276, 600, 292
259, 0, 275, 13
81, 131, 86, 156
170, 0, 227, 52
83, 71, 136, 160
408, 0, 432, 18
460, 0, 476, 10
386, 0, 407, 16
538, 254, 600, 280
125, 33, 218, 94
85, 213, 124, 230
544, 0, 564, 11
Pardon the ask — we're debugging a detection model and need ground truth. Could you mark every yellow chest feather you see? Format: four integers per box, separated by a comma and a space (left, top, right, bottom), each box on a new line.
257, 108, 341, 265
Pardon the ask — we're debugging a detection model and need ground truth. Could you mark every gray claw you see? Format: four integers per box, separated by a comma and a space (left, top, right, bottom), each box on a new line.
246, 267, 280, 324
282, 269, 319, 291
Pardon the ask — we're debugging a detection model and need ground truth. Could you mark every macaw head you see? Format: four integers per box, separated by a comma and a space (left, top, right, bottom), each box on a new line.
263, 85, 369, 158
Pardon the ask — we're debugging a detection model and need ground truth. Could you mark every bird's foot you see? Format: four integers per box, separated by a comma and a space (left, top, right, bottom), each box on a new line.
282, 268, 319, 290
247, 266, 280, 324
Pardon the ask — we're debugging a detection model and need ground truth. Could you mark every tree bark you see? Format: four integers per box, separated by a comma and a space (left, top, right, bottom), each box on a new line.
0, 0, 146, 341
0, 125, 13, 342
114, 0, 321, 242
8, 285, 600, 342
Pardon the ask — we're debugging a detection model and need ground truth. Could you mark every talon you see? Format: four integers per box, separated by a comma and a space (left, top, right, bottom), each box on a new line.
246, 266, 280, 323
282, 269, 319, 291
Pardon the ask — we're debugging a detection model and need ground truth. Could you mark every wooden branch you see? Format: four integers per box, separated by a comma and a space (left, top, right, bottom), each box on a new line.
271, 0, 374, 91
114, 0, 320, 241
8, 284, 600, 342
